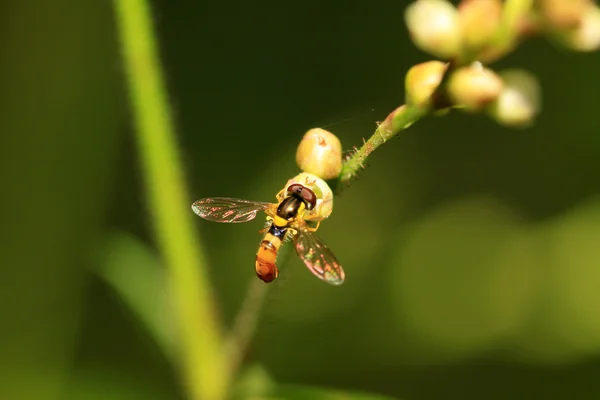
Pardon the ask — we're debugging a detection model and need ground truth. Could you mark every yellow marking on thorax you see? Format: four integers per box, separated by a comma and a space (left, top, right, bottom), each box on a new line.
272, 199, 306, 227
273, 215, 288, 227
298, 202, 306, 213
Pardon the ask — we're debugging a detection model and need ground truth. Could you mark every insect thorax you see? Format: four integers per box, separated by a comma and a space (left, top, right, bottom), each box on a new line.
276, 196, 305, 220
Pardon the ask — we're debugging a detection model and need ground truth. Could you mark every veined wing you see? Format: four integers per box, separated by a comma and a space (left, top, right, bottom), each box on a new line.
294, 227, 345, 285
192, 197, 272, 223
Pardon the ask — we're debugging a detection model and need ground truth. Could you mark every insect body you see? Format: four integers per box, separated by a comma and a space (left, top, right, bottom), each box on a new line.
192, 172, 345, 285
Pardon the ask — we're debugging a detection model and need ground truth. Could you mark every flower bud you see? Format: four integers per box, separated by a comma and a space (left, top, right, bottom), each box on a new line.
405, 60, 449, 107
488, 69, 541, 127
561, 3, 600, 51
280, 172, 334, 220
405, 0, 463, 59
295, 128, 342, 180
447, 62, 504, 110
539, 0, 591, 30
458, 0, 502, 50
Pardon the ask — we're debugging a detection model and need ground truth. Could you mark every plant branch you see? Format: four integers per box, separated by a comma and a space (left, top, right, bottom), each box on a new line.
225, 279, 269, 376
113, 0, 228, 399
489, 0, 535, 60
338, 104, 428, 185
224, 243, 293, 379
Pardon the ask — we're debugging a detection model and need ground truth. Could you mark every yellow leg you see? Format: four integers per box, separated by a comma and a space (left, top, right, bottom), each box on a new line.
306, 221, 321, 232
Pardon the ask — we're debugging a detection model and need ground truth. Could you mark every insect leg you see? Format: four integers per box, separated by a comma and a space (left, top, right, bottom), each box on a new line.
306, 220, 321, 232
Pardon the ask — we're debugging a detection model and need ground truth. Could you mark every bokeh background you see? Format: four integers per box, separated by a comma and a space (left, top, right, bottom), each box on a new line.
2, 0, 600, 399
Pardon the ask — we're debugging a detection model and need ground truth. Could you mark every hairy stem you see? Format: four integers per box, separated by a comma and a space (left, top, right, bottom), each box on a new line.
339, 104, 428, 184
113, 0, 228, 399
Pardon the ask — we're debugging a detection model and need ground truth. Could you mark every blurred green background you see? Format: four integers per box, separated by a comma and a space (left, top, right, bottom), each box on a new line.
2, 0, 600, 399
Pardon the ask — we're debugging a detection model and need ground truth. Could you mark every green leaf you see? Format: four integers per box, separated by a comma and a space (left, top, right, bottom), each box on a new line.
65, 367, 173, 400
233, 365, 398, 400
93, 231, 175, 358
232, 364, 277, 399
388, 195, 532, 361
509, 197, 600, 364
0, 1, 122, 399
273, 385, 399, 400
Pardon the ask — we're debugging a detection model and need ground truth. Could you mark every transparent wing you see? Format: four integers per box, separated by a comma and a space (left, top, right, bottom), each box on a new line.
294, 227, 345, 285
191, 197, 272, 223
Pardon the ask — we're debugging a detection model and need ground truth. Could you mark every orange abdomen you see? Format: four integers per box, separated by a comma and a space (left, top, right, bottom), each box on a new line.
255, 230, 284, 283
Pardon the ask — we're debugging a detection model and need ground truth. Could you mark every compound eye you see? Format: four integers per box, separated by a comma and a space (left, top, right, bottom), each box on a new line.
300, 187, 317, 210
286, 183, 303, 195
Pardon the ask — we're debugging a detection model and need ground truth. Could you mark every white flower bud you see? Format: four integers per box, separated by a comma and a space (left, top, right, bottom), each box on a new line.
562, 3, 600, 51
295, 128, 342, 180
488, 69, 541, 127
447, 62, 504, 110
458, 0, 502, 50
539, 0, 591, 30
405, 0, 462, 59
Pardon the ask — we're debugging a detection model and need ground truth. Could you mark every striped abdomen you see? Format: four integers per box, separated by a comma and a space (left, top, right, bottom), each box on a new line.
255, 223, 288, 283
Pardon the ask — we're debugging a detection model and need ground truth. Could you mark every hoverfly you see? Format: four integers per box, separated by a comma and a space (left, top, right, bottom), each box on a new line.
192, 172, 345, 285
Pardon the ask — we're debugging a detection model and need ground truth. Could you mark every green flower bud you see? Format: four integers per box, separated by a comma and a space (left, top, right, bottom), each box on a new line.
405, 60, 449, 108
296, 128, 343, 180
458, 0, 502, 50
405, 0, 463, 59
488, 69, 541, 127
447, 62, 504, 110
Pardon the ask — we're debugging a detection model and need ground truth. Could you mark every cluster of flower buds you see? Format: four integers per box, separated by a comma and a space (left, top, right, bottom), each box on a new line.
406, 0, 600, 59
296, 0, 599, 177
403, 0, 599, 127
405, 0, 505, 62
539, 0, 600, 51
405, 59, 541, 127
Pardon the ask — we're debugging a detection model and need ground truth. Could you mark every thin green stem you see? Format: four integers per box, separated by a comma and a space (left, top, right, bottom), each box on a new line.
224, 243, 293, 379
493, 0, 535, 56
339, 104, 427, 185
225, 279, 269, 376
113, 1, 228, 399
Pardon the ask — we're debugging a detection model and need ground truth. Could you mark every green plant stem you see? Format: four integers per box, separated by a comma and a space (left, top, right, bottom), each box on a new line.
495, 0, 535, 56
225, 279, 269, 376
224, 243, 294, 380
113, 1, 228, 399
339, 104, 427, 184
